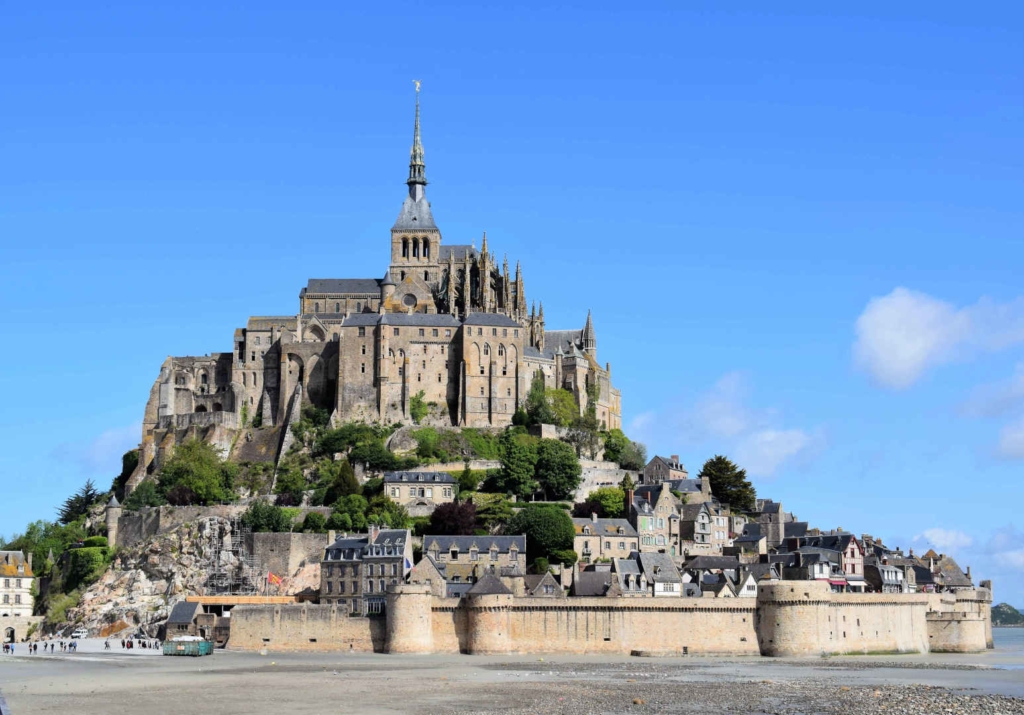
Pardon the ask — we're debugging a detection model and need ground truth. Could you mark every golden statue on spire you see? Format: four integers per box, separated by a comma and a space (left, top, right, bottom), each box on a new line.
413, 79, 421, 93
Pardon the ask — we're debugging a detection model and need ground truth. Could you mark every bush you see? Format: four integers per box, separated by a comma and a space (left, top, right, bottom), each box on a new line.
157, 440, 237, 505
64, 547, 111, 592
410, 516, 431, 537
122, 479, 166, 510
452, 465, 486, 494
274, 466, 308, 506
532, 557, 550, 574
472, 494, 514, 531
534, 439, 581, 500
110, 449, 139, 503
45, 590, 81, 629
301, 512, 327, 533
82, 536, 108, 548
366, 495, 410, 529
461, 429, 501, 460
410, 390, 429, 425
429, 502, 477, 535
326, 511, 353, 532
550, 549, 578, 567
240, 499, 292, 533
574, 486, 625, 519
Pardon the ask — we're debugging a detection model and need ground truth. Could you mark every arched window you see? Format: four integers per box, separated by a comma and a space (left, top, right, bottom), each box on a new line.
315, 302, 320, 312
195, 405, 207, 413
498, 345, 504, 356
402, 238, 409, 258
356, 302, 361, 312
483, 344, 490, 356
212, 403, 223, 412
335, 302, 340, 313
242, 373, 247, 386
200, 373, 208, 385
412, 237, 419, 258
423, 238, 430, 258
252, 371, 256, 384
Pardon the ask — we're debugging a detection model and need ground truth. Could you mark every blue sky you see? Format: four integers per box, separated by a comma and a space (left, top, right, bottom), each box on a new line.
2, 3, 1022, 604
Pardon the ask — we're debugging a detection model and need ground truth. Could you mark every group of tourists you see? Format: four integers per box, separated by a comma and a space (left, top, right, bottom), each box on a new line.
113, 637, 160, 650
3, 640, 74, 654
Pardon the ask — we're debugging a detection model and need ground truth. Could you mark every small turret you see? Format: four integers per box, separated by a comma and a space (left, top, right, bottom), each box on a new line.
381, 270, 396, 301
106, 494, 123, 548
581, 310, 596, 355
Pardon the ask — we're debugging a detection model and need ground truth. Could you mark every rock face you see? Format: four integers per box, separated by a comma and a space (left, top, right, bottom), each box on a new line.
62, 517, 240, 638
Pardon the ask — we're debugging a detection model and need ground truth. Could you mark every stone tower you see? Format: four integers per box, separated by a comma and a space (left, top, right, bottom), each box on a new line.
105, 494, 122, 548
581, 310, 596, 356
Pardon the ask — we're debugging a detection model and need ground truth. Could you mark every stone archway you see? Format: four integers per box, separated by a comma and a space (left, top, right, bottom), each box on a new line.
4, 627, 14, 643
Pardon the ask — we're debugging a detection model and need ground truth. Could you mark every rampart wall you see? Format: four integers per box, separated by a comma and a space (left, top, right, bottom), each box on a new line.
227, 583, 991, 657
228, 604, 385, 652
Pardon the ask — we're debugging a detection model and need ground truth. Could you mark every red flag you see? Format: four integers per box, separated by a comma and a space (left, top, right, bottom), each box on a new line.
268, 572, 283, 586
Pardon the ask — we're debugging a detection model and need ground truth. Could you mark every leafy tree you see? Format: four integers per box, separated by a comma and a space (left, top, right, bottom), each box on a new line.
602, 429, 629, 463
546, 389, 578, 427
494, 430, 539, 498
698, 455, 756, 513
534, 439, 582, 500
550, 549, 578, 567
1, 519, 87, 578
64, 546, 112, 592
301, 511, 327, 533
240, 499, 292, 533
455, 463, 481, 494
326, 511, 352, 532
512, 407, 529, 426
565, 383, 601, 459
531, 557, 550, 574
273, 466, 307, 506
122, 480, 166, 510
524, 371, 555, 425
619, 473, 637, 491
618, 440, 648, 471
366, 495, 410, 529
410, 390, 429, 424
573, 486, 625, 519
473, 494, 514, 531
57, 479, 101, 525
314, 422, 381, 458
157, 440, 237, 505
110, 449, 139, 503
362, 477, 384, 499
429, 502, 478, 535
505, 504, 574, 564
318, 459, 360, 506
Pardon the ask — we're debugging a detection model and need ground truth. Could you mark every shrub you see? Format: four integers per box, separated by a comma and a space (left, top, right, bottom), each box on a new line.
326, 511, 352, 532
122, 479, 167, 510
410, 390, 429, 425
157, 440, 237, 505
461, 429, 501, 460
301, 512, 327, 533
550, 549, 578, 566
410, 516, 431, 537
532, 557, 550, 574
429, 502, 477, 535
240, 500, 292, 533
64, 547, 111, 592
82, 536, 108, 548
505, 504, 574, 563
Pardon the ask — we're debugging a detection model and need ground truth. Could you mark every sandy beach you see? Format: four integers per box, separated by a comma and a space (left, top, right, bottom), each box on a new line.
1, 631, 1023, 715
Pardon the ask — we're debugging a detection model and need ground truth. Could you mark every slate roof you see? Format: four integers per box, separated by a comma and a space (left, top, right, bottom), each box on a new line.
678, 503, 709, 521
683, 555, 741, 571
638, 553, 682, 584
462, 313, 522, 327
757, 500, 783, 514
912, 564, 936, 586
393, 195, 438, 230
341, 313, 382, 327
438, 244, 477, 262
108, 494, 120, 507
524, 572, 562, 596
166, 601, 201, 625
665, 478, 702, 494
324, 529, 409, 560
306, 278, 382, 294
246, 316, 297, 331
424, 535, 525, 554
466, 573, 512, 596
800, 533, 859, 553
740, 523, 763, 539
742, 563, 778, 581
572, 517, 637, 538
574, 569, 616, 597
933, 556, 973, 588
784, 522, 809, 539
0, 551, 32, 578
384, 471, 457, 484
650, 455, 688, 472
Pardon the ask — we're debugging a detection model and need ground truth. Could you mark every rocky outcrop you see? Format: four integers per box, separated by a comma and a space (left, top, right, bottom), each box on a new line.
61, 517, 239, 638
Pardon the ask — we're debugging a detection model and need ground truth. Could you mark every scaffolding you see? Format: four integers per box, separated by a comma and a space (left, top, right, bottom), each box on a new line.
206, 518, 262, 595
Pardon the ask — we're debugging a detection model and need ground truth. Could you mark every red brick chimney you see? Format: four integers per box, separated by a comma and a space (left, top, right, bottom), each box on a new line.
624, 489, 634, 516
670, 455, 679, 465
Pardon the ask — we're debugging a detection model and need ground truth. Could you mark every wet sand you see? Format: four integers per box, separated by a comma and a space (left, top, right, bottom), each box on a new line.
2, 641, 1023, 714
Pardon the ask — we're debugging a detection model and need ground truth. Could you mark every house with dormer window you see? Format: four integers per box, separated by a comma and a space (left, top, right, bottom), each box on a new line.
422, 535, 526, 585
572, 514, 639, 563
319, 525, 412, 615
627, 482, 680, 555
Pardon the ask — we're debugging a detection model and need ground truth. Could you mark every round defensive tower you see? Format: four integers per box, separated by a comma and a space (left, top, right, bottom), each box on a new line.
756, 581, 833, 657
385, 583, 434, 653
465, 592, 514, 655
105, 495, 122, 548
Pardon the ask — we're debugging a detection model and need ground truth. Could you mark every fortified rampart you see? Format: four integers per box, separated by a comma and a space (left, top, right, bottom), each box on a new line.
229, 582, 991, 656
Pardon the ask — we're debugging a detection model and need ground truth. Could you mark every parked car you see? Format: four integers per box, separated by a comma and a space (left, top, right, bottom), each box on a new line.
71, 628, 88, 639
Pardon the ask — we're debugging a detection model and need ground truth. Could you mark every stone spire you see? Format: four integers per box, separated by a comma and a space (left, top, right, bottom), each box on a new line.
515, 261, 527, 318
581, 309, 596, 355
407, 81, 427, 200
502, 255, 511, 314
537, 302, 545, 351
446, 251, 456, 314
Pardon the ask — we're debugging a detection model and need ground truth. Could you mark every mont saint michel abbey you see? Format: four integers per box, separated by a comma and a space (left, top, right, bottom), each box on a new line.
131, 90, 620, 484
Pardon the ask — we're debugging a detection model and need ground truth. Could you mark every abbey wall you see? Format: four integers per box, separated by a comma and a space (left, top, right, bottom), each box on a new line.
227, 582, 991, 657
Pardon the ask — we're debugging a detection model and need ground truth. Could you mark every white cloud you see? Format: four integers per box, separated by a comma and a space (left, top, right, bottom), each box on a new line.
853, 288, 1024, 389
735, 429, 812, 478
998, 416, 1024, 460
913, 527, 974, 553
626, 411, 657, 445
959, 362, 1024, 418
691, 371, 751, 438
52, 423, 141, 475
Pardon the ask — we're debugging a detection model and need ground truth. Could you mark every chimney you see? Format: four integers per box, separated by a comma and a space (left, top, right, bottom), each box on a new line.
625, 489, 634, 515
369, 523, 380, 543
671, 455, 679, 465
328, 530, 336, 545
26, 552, 33, 572
966, 566, 972, 580
591, 512, 598, 523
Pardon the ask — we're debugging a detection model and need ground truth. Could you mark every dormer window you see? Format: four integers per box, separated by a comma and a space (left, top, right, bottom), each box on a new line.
583, 526, 591, 535
450, 548, 459, 561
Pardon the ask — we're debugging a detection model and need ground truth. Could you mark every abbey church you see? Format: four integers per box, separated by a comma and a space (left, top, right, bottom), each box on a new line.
130, 90, 620, 486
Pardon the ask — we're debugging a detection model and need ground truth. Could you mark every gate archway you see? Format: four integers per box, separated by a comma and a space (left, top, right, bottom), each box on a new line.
4, 627, 14, 643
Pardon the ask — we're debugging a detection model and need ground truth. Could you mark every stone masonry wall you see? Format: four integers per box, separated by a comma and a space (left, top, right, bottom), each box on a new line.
228, 604, 385, 652
250, 532, 329, 580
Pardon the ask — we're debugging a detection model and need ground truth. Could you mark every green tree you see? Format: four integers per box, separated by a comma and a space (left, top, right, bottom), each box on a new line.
326, 511, 352, 532
1, 519, 87, 579
429, 502, 478, 535
157, 440, 237, 505
301, 511, 327, 533
524, 371, 555, 425
240, 499, 292, 533
473, 494, 514, 531
534, 439, 582, 500
565, 382, 601, 459
602, 429, 630, 463
546, 389, 578, 427
505, 504, 574, 564
319, 459, 360, 506
366, 495, 410, 529
495, 430, 539, 498
618, 440, 648, 471
583, 486, 626, 518
57, 479, 101, 525
122, 480, 166, 510
410, 390, 429, 424
273, 466, 307, 506
619, 473, 637, 491
698, 455, 756, 513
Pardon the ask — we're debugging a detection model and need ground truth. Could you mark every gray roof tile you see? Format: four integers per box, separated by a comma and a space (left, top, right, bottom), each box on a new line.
306, 278, 382, 294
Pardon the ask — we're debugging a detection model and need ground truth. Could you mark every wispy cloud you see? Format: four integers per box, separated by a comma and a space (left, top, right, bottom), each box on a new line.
913, 527, 975, 552
959, 363, 1024, 419
998, 416, 1024, 460
853, 288, 1024, 390
52, 423, 141, 475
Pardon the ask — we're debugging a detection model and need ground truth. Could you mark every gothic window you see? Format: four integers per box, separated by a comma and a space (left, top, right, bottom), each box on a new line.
242, 373, 247, 386
356, 302, 362, 312
483, 344, 490, 356
438, 374, 442, 382
423, 238, 430, 258
200, 373, 208, 385
402, 238, 409, 258
412, 237, 419, 258
315, 302, 320, 312
417, 374, 421, 382
361, 364, 365, 374
361, 345, 366, 355
498, 345, 504, 356
335, 302, 340, 313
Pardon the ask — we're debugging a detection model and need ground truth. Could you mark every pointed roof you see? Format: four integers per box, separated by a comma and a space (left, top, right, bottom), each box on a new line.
394, 83, 437, 230
581, 309, 596, 348
108, 494, 120, 507
466, 573, 512, 596
381, 270, 396, 287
